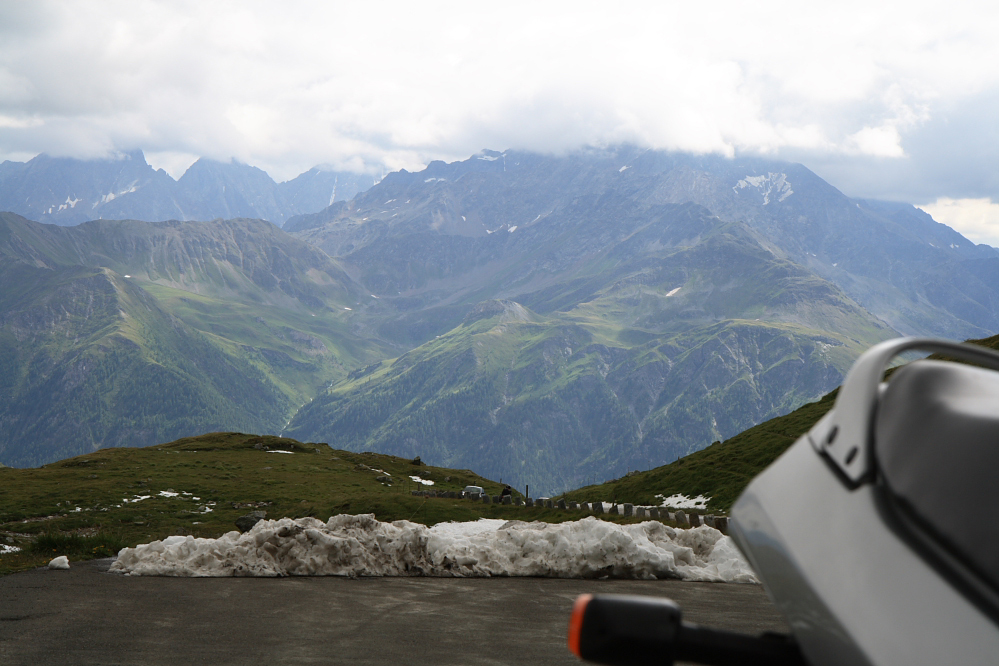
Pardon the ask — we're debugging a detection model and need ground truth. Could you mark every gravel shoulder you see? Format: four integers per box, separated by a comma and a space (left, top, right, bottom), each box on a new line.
0, 558, 787, 666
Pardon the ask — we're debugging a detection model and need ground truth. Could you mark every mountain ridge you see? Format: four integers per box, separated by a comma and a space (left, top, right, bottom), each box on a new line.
0, 151, 375, 226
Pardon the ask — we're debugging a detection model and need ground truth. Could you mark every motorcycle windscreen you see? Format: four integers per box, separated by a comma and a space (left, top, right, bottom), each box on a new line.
875, 359, 999, 596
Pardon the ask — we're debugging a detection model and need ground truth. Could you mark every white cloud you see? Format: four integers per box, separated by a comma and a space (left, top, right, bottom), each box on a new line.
0, 114, 42, 129
919, 198, 999, 248
0, 1, 998, 190
848, 125, 905, 157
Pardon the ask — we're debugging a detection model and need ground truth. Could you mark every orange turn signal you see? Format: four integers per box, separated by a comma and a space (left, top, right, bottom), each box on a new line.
568, 593, 593, 657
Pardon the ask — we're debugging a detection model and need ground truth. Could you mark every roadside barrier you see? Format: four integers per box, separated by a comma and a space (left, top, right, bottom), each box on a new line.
406, 489, 728, 532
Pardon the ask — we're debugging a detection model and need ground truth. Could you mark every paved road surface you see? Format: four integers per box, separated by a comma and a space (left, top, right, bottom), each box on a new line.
0, 558, 787, 665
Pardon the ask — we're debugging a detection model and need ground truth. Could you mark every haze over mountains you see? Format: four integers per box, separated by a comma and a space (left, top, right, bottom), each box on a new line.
0, 150, 376, 227
2, 146, 997, 493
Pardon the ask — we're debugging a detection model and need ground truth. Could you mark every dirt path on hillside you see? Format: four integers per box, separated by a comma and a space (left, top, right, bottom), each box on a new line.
0, 558, 787, 665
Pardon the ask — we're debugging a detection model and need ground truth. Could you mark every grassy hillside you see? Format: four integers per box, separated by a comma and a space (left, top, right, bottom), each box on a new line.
565, 332, 999, 513
0, 432, 653, 576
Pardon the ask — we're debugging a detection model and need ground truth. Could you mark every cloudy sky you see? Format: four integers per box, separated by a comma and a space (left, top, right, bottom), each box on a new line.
2, 1, 999, 242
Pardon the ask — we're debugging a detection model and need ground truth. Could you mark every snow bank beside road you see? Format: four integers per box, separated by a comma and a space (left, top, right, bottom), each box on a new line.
110, 515, 756, 583
655, 494, 711, 510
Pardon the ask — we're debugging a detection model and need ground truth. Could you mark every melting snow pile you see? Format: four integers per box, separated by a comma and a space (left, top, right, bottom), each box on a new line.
110, 515, 756, 583
656, 494, 711, 510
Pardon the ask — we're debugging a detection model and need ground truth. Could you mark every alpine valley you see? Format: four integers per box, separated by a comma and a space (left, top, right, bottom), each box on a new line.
2, 146, 998, 494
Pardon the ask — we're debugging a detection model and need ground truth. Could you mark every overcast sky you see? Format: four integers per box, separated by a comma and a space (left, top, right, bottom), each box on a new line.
2, 1, 999, 242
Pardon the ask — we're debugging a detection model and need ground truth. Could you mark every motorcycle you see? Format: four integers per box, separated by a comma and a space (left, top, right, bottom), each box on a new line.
568, 337, 999, 665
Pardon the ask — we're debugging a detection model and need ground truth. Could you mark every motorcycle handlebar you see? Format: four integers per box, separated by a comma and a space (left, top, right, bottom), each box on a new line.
568, 594, 806, 666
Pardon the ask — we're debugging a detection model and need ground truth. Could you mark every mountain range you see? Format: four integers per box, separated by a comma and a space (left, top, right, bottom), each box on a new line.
0, 150, 375, 226
2, 145, 998, 493
287, 148, 998, 340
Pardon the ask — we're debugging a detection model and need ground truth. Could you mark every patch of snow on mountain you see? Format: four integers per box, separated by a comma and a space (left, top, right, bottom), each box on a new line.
109, 514, 756, 583
733, 173, 793, 205
665, 287, 681, 297
411, 476, 434, 485
508, 225, 517, 233
58, 195, 81, 211
1, 543, 21, 554
92, 182, 140, 208
619, 166, 630, 172
477, 155, 500, 161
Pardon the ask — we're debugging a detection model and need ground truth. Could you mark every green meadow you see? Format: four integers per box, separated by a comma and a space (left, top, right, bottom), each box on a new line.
0, 432, 653, 575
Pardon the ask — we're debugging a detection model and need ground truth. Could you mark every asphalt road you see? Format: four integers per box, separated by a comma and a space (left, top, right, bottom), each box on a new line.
0, 558, 788, 666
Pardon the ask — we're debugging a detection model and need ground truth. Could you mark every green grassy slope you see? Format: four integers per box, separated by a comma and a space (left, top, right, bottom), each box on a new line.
0, 432, 654, 575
